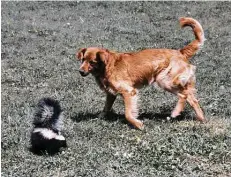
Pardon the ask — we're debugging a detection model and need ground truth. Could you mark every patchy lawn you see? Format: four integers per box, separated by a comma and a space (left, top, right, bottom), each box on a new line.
1, 2, 231, 176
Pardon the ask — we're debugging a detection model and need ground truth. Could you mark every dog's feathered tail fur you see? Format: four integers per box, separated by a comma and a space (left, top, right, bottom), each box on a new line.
31, 98, 66, 154
179, 17, 205, 59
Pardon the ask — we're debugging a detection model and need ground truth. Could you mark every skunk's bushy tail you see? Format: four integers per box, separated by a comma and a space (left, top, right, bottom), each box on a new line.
33, 98, 63, 130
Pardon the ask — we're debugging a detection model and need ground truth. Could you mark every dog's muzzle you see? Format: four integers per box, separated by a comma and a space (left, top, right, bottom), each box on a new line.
79, 70, 89, 77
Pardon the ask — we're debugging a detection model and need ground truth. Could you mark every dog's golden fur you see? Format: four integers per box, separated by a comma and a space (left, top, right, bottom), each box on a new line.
76, 17, 206, 129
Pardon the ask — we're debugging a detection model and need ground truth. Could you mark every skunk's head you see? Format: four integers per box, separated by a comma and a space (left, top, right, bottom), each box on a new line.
31, 128, 67, 155
52, 135, 67, 149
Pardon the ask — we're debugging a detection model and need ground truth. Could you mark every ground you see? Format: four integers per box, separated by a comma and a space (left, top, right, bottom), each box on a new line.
1, 1, 231, 177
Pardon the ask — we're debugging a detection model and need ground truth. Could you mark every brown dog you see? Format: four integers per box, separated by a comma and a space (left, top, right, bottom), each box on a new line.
76, 17, 206, 130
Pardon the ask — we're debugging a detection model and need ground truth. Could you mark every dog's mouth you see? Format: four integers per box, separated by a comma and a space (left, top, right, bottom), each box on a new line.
79, 70, 90, 77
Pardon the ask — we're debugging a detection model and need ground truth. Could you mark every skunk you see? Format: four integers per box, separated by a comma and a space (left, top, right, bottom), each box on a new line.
31, 98, 67, 154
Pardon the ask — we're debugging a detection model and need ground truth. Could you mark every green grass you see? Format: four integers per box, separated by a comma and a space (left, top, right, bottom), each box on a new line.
1, 1, 231, 176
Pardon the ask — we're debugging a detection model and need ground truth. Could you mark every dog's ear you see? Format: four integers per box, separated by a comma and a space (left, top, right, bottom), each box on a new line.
76, 48, 87, 60
96, 50, 109, 65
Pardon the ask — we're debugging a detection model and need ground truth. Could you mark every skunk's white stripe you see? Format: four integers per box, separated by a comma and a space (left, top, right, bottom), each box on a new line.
33, 128, 57, 140
55, 135, 65, 141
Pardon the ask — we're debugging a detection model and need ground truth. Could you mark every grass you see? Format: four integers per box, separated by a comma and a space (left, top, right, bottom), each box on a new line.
1, 1, 231, 176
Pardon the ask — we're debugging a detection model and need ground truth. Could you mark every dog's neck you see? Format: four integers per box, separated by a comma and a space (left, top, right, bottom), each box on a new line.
93, 72, 110, 92
93, 53, 118, 94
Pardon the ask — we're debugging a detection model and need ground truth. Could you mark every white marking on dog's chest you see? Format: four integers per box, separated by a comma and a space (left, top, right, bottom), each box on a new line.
98, 78, 135, 95
116, 81, 133, 92
99, 78, 117, 95
107, 87, 117, 95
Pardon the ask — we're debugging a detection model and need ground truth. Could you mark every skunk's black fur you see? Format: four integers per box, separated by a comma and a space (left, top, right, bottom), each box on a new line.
31, 98, 67, 155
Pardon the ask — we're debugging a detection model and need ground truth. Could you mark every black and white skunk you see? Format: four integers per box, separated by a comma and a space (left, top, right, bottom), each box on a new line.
31, 98, 67, 154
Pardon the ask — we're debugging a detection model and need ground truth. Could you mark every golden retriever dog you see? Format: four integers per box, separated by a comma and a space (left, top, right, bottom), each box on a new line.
76, 17, 206, 130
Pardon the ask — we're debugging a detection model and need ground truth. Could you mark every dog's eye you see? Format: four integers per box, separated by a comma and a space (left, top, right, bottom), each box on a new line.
89, 61, 95, 65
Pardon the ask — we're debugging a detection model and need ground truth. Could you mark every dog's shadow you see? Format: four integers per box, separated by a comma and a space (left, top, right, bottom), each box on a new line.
70, 111, 124, 123
71, 106, 192, 124
140, 105, 192, 122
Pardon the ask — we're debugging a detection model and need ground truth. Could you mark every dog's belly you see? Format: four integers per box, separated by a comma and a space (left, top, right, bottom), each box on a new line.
156, 72, 177, 93
155, 60, 196, 94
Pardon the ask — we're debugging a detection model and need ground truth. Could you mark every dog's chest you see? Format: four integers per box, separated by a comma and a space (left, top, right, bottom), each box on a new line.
95, 77, 117, 95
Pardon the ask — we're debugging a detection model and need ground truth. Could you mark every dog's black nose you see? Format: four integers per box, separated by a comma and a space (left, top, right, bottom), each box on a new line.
79, 70, 89, 77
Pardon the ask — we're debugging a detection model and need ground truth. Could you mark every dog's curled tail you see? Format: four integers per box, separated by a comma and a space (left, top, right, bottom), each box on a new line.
33, 97, 63, 130
179, 17, 205, 59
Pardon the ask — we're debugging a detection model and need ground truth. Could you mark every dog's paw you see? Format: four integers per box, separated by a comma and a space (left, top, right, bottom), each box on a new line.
98, 112, 107, 119
135, 120, 144, 130
171, 111, 181, 118
98, 110, 116, 119
198, 117, 208, 123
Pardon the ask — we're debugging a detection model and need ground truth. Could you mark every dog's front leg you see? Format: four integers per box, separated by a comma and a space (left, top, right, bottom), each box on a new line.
122, 92, 144, 130
103, 92, 117, 113
99, 93, 116, 119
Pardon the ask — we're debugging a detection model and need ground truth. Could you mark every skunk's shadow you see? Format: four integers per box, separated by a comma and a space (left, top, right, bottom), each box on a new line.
29, 146, 67, 156
71, 106, 192, 124
29, 147, 59, 156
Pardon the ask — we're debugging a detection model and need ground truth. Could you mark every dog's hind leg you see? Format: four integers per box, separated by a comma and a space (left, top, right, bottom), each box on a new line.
171, 93, 187, 118
122, 91, 144, 130
186, 91, 206, 122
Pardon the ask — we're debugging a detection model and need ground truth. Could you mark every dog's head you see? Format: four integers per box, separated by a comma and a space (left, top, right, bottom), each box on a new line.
76, 47, 109, 77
